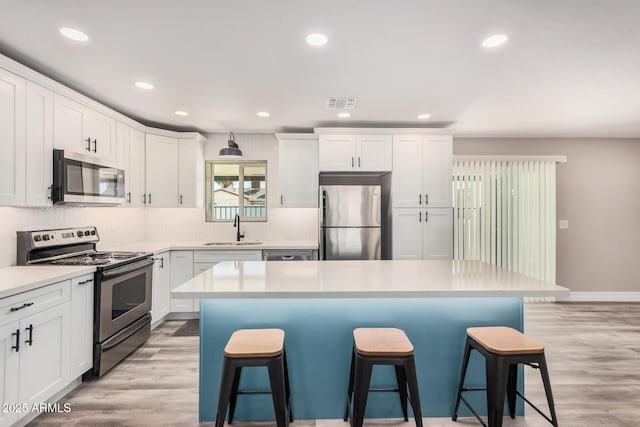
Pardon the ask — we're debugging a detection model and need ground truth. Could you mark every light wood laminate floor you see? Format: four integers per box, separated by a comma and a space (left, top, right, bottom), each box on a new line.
30, 303, 640, 427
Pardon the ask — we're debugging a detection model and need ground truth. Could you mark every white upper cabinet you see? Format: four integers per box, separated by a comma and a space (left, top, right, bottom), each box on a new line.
178, 138, 204, 208
145, 134, 179, 207
318, 134, 392, 172
53, 94, 116, 160
278, 137, 319, 208
0, 68, 26, 206
128, 128, 146, 207
25, 82, 53, 206
392, 134, 453, 208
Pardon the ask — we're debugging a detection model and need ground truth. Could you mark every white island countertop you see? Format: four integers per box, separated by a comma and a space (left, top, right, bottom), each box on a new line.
172, 260, 570, 299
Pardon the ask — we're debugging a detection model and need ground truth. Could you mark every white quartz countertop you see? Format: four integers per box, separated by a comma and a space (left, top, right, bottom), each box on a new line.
172, 260, 570, 299
107, 240, 318, 254
0, 265, 96, 299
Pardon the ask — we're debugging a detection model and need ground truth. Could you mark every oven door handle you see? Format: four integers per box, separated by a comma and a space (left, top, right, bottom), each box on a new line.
101, 258, 155, 278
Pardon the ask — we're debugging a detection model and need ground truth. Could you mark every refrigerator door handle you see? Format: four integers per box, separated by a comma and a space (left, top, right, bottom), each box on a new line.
321, 190, 328, 260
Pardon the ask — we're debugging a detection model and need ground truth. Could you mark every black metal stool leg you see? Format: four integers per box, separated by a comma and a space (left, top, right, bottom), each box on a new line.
228, 366, 242, 423
344, 347, 356, 422
506, 364, 518, 419
352, 355, 373, 427
267, 356, 289, 427
485, 357, 508, 427
215, 357, 236, 427
394, 365, 409, 421
452, 340, 472, 421
283, 350, 294, 422
538, 356, 559, 427
404, 356, 424, 427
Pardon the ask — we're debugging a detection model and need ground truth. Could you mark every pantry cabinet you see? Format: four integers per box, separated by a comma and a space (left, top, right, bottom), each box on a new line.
145, 134, 179, 207
277, 136, 318, 208
392, 208, 453, 260
0, 68, 26, 206
53, 94, 116, 160
392, 134, 453, 208
25, 82, 54, 206
318, 134, 392, 172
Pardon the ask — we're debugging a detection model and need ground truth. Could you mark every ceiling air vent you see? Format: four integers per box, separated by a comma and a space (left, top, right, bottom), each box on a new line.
326, 97, 358, 109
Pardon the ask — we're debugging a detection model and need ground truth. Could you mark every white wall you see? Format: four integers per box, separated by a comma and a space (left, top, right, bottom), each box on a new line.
0, 206, 146, 267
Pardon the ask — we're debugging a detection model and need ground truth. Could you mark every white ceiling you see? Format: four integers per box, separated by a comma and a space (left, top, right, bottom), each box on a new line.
1, 0, 640, 137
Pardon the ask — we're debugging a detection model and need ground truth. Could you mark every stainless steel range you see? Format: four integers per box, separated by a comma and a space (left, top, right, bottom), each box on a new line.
17, 226, 153, 377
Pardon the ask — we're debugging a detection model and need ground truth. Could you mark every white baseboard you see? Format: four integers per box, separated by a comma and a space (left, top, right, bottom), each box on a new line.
558, 292, 640, 302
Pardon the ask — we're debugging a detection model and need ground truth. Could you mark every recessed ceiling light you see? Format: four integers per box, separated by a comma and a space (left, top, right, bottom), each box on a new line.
175, 111, 189, 116
59, 27, 89, 42
306, 33, 328, 46
417, 113, 431, 120
337, 112, 351, 118
257, 111, 270, 117
482, 34, 508, 48
135, 81, 154, 90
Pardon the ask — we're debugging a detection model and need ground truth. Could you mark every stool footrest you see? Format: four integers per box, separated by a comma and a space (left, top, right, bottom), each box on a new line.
237, 390, 272, 395
462, 387, 486, 392
369, 387, 401, 392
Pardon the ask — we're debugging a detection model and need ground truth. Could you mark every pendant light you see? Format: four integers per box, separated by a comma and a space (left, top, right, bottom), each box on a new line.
219, 132, 243, 158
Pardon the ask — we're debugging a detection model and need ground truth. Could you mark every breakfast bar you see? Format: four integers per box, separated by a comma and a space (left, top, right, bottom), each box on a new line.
172, 260, 569, 422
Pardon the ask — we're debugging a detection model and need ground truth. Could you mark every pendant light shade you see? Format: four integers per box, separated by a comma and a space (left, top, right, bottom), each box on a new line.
219, 132, 243, 158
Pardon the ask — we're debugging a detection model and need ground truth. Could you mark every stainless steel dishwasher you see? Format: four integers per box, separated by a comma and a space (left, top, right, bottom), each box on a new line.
262, 249, 318, 261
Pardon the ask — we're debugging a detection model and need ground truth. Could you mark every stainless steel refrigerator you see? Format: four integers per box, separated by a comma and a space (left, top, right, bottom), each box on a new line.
319, 184, 382, 260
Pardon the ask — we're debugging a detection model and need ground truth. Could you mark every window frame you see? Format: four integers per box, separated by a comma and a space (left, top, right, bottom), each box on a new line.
205, 160, 268, 222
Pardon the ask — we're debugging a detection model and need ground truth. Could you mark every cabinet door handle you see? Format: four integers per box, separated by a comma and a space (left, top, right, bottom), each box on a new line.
142, 194, 146, 204
78, 279, 93, 285
180, 194, 183, 205
425, 211, 429, 222
419, 194, 422, 205
280, 195, 283, 205
153, 257, 164, 268
47, 186, 52, 201
425, 194, 429, 205
358, 157, 361, 167
419, 212, 421, 222
25, 324, 33, 346
92, 139, 97, 153
85, 137, 92, 152
148, 194, 152, 204
127, 192, 132, 204
10, 302, 34, 312
351, 157, 354, 168
11, 329, 20, 352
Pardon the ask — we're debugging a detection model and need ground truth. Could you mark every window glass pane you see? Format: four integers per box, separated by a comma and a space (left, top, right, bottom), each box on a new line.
243, 165, 266, 219
213, 163, 240, 220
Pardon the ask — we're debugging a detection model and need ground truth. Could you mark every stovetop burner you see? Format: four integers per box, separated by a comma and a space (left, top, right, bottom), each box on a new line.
50, 251, 149, 267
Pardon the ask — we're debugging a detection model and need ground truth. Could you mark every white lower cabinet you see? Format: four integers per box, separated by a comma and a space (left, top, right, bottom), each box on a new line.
392, 208, 453, 260
170, 251, 196, 312
0, 280, 71, 427
151, 252, 171, 323
69, 274, 94, 379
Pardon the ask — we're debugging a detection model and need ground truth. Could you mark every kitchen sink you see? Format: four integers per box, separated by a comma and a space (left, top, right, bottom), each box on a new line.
204, 241, 262, 246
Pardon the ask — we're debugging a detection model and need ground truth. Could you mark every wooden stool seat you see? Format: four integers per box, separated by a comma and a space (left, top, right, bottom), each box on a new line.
467, 326, 544, 355
224, 328, 284, 358
353, 327, 414, 356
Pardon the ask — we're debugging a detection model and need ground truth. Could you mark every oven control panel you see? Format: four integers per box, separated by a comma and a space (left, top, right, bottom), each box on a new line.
28, 226, 99, 248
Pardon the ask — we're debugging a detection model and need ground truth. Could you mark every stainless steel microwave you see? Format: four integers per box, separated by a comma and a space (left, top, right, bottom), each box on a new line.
52, 149, 125, 205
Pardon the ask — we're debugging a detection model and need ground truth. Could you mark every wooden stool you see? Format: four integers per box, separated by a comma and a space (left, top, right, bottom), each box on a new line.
452, 326, 558, 427
215, 329, 293, 427
344, 328, 423, 427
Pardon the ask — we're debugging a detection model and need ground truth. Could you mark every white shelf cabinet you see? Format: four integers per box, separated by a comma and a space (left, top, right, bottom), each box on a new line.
318, 134, 392, 172
0, 68, 26, 206
392, 134, 453, 208
278, 138, 319, 208
178, 138, 204, 208
145, 134, 179, 207
392, 208, 453, 260
151, 252, 171, 323
170, 251, 196, 313
69, 274, 94, 379
25, 81, 54, 207
53, 94, 116, 160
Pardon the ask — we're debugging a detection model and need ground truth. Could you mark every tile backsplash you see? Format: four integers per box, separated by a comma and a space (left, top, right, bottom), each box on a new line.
0, 206, 317, 268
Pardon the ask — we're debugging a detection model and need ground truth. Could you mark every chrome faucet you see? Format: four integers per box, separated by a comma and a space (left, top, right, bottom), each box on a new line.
233, 214, 245, 242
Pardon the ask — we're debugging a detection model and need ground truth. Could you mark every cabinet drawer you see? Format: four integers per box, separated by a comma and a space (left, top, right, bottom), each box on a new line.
193, 250, 262, 263
0, 280, 71, 326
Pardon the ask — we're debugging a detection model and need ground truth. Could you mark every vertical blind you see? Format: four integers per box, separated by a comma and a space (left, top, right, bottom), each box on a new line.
452, 160, 556, 286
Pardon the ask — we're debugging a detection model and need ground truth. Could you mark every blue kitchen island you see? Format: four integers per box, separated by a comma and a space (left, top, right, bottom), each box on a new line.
172, 260, 569, 422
